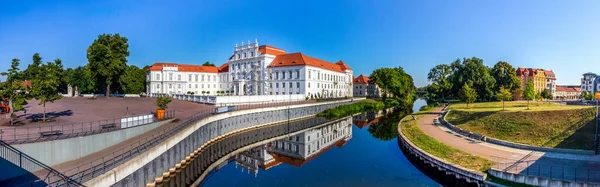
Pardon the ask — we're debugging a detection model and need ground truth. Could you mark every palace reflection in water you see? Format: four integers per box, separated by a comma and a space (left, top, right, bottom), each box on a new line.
201, 100, 441, 187
233, 117, 353, 176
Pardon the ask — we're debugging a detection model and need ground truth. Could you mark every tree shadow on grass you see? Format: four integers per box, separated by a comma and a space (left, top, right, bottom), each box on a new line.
552, 118, 596, 150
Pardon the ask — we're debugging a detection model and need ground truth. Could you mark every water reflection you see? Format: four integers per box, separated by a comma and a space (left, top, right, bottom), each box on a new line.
233, 117, 352, 176
201, 99, 439, 187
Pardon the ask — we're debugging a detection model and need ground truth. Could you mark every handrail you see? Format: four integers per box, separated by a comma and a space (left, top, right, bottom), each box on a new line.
1, 111, 175, 144
0, 139, 83, 187
54, 98, 349, 185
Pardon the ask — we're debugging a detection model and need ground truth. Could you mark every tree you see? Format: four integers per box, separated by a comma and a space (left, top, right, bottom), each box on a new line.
459, 84, 477, 109
449, 57, 496, 101
491, 61, 521, 92
496, 87, 512, 110
541, 89, 553, 101
427, 64, 452, 102
30, 59, 63, 122
119, 65, 145, 94
535, 92, 542, 106
202, 61, 215, 66
23, 53, 42, 80
65, 66, 96, 94
581, 91, 588, 100
370, 66, 415, 105
87, 34, 130, 97
522, 80, 535, 109
0, 58, 29, 126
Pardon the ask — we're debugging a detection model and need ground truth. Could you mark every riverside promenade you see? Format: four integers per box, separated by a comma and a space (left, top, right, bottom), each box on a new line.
417, 107, 600, 184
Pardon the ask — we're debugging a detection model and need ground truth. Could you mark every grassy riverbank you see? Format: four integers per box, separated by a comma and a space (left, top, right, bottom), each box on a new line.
317, 99, 387, 119
447, 101, 589, 112
446, 102, 596, 150
400, 115, 493, 172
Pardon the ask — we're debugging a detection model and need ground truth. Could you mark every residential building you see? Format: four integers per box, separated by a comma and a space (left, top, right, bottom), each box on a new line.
353, 74, 368, 97
352, 74, 384, 98
543, 70, 556, 98
146, 40, 353, 98
581, 73, 596, 93
555, 86, 581, 100
515, 67, 546, 100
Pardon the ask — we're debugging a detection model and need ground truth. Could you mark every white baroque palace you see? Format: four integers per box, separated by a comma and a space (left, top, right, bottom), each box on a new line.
146, 40, 353, 98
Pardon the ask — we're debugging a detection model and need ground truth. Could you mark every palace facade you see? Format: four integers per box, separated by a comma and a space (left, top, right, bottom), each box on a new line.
146, 40, 353, 98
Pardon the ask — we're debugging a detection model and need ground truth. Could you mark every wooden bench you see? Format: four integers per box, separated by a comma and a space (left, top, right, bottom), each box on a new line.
40, 130, 63, 137
101, 123, 116, 129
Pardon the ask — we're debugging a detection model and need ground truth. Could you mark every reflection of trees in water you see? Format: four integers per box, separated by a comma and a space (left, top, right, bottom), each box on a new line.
367, 104, 413, 141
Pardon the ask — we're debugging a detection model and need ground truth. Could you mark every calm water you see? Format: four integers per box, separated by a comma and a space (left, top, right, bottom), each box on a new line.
200, 99, 439, 187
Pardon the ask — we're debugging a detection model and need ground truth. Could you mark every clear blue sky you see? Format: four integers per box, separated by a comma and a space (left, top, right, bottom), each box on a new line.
1, 0, 599, 87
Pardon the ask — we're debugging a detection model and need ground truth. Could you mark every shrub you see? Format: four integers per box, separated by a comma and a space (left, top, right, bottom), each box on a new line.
155, 95, 172, 110
317, 99, 385, 119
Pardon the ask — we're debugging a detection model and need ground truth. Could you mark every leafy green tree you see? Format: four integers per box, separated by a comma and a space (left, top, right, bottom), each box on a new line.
427, 64, 452, 101
459, 84, 477, 109
581, 91, 588, 100
522, 80, 535, 109
541, 89, 553, 101
496, 87, 513, 110
30, 59, 63, 122
0, 58, 29, 126
535, 92, 542, 105
65, 66, 96, 94
370, 66, 415, 105
23, 53, 42, 80
449, 57, 496, 101
119, 65, 145, 94
87, 33, 130, 96
368, 108, 412, 141
202, 61, 216, 66
491, 61, 521, 92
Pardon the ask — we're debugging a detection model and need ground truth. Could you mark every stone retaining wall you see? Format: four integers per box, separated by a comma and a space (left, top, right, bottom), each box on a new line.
440, 110, 594, 155
488, 168, 600, 187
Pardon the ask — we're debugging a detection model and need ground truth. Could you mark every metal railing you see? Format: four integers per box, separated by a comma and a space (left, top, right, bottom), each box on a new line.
0, 111, 175, 144
491, 157, 600, 183
54, 98, 351, 185
0, 140, 83, 187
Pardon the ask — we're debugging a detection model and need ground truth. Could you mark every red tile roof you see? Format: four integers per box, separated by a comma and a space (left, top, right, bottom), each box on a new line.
270, 139, 348, 167
147, 62, 221, 73
353, 74, 369, 84
516, 67, 538, 77
218, 63, 229, 72
353, 118, 379, 129
259, 45, 286, 55
268, 53, 348, 73
543, 70, 555, 79
557, 86, 580, 92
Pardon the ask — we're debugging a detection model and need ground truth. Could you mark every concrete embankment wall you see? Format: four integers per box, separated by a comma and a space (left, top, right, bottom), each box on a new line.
440, 110, 594, 155
488, 169, 600, 187
85, 99, 354, 187
397, 115, 488, 187
12, 120, 172, 166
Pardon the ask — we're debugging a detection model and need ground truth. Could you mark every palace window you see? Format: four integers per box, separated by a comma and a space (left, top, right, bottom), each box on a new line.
156, 74, 160, 80
169, 73, 173, 81
308, 71, 311, 79
288, 71, 292, 79
195, 84, 198, 88
308, 82, 310, 88
202, 75, 205, 81
296, 71, 300, 79
297, 82, 300, 88
276, 72, 279, 79
195, 74, 198, 82
178, 75, 181, 81
276, 83, 279, 88
157, 84, 160, 88
250, 51, 254, 57
188, 75, 191, 81
178, 84, 181, 89
169, 84, 172, 88
208, 76, 210, 82
188, 84, 191, 88
282, 72, 286, 79
289, 82, 292, 88
283, 83, 285, 88
213, 75, 216, 82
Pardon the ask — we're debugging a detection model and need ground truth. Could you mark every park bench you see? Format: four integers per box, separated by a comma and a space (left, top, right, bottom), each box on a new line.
101, 123, 117, 129
40, 130, 63, 137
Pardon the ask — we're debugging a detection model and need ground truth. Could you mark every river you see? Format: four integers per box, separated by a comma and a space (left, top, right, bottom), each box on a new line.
199, 99, 440, 187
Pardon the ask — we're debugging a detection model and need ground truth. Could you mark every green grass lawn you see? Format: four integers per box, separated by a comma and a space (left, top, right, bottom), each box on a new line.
401, 115, 493, 172
447, 101, 590, 112
446, 107, 596, 150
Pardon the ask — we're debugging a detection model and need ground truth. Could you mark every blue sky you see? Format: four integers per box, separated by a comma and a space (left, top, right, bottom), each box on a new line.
1, 0, 599, 87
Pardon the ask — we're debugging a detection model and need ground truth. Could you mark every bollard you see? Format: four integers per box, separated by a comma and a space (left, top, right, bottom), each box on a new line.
161, 172, 170, 187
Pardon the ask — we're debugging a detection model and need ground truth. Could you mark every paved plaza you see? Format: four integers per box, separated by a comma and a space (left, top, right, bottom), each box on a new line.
0, 97, 213, 127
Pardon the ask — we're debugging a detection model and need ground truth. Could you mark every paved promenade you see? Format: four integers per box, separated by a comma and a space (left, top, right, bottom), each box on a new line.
416, 107, 600, 183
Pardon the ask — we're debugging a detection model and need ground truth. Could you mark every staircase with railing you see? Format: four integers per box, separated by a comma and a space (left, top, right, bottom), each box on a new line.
0, 140, 82, 187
